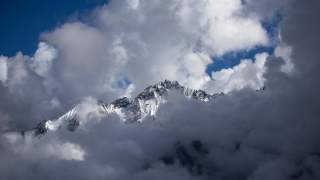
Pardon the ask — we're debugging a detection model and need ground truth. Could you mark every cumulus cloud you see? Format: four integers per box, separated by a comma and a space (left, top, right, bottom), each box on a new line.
42, 0, 270, 93
206, 53, 268, 93
4, 132, 85, 161
31, 42, 58, 77
173, 0, 269, 54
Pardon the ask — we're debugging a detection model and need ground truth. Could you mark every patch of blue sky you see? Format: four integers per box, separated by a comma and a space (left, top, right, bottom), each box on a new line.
117, 77, 132, 90
261, 11, 282, 45
206, 46, 275, 74
0, 0, 108, 56
206, 12, 282, 76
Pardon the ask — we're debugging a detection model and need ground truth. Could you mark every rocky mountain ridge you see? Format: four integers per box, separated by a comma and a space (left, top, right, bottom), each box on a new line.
22, 80, 224, 137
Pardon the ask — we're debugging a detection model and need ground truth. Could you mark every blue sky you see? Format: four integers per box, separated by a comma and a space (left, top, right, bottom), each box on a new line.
206, 46, 275, 74
0, 0, 107, 56
206, 13, 282, 75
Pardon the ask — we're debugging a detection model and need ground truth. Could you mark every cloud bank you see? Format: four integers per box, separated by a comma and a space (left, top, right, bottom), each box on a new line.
0, 0, 320, 180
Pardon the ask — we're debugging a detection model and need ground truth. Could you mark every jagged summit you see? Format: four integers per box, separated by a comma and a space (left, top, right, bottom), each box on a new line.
22, 80, 224, 137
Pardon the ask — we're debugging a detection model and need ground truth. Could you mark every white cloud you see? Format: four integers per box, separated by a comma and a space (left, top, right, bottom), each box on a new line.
206, 53, 269, 93
42, 22, 131, 100
4, 132, 86, 161
275, 44, 294, 74
0, 42, 57, 89
31, 42, 58, 77
176, 51, 212, 89
122, 83, 135, 98
7, 53, 29, 89
173, 0, 269, 55
40, 0, 269, 94
76, 97, 103, 125
202, 17, 269, 55
50, 97, 61, 109
109, 37, 129, 66
0, 56, 8, 84
127, 0, 140, 10
45, 142, 86, 161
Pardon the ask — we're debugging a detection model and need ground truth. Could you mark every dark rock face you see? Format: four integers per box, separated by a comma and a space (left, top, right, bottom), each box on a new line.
67, 118, 79, 132
159, 140, 210, 176
33, 120, 48, 136
134, 80, 218, 102
99, 80, 223, 123
111, 97, 131, 108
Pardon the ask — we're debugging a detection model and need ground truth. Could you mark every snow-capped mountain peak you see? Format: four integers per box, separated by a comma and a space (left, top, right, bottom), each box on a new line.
23, 80, 224, 137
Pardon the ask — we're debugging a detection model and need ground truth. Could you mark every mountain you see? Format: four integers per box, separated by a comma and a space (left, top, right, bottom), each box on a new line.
22, 80, 224, 137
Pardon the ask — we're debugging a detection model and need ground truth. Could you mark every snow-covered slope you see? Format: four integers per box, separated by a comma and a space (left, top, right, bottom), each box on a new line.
22, 80, 224, 137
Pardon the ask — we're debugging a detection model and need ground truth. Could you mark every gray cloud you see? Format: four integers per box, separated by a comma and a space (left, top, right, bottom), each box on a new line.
1, 0, 320, 180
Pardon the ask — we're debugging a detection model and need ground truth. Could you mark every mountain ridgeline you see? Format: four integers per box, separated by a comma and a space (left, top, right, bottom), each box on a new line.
23, 80, 224, 137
